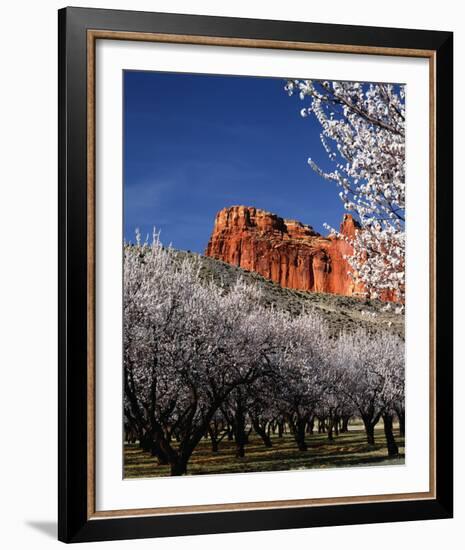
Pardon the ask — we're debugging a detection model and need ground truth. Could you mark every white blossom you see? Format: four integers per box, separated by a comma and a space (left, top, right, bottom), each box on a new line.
287, 79, 405, 305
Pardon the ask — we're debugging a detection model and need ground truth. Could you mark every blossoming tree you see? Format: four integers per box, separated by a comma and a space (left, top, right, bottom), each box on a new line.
124, 232, 405, 474
286, 79, 405, 304
328, 328, 404, 453
124, 234, 283, 475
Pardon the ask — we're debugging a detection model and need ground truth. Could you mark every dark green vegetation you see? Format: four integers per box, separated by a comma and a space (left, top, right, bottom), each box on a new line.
177, 250, 404, 336
124, 423, 404, 478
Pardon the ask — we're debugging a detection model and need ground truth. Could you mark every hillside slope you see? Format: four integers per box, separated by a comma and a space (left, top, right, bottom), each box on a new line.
176, 250, 404, 336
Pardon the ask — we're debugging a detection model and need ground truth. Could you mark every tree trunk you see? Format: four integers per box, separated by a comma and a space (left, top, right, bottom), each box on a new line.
307, 416, 315, 435
294, 418, 307, 451
278, 421, 284, 438
236, 440, 245, 457
252, 419, 272, 448
208, 425, 220, 453
170, 459, 188, 476
327, 418, 334, 441
234, 416, 248, 458
382, 413, 399, 457
124, 424, 136, 444
140, 435, 152, 452
261, 432, 272, 448
362, 417, 376, 446
341, 415, 350, 433
150, 442, 169, 465
396, 408, 405, 437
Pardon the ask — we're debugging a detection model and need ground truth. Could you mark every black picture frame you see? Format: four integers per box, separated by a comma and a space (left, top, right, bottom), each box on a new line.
58, 6, 453, 543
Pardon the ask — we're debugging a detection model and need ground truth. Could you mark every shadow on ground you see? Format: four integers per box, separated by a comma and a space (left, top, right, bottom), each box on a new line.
124, 426, 405, 478
25, 521, 56, 539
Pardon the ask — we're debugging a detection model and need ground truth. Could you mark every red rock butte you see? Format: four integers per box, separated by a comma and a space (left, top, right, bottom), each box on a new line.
205, 205, 366, 298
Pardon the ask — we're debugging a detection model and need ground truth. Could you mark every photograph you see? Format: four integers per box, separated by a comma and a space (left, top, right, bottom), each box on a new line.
122, 70, 406, 478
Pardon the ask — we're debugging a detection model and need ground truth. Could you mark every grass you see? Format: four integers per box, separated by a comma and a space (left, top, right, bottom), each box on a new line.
124, 424, 405, 478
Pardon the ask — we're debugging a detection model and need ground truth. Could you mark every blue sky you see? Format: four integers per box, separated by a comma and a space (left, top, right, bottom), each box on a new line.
124, 70, 346, 253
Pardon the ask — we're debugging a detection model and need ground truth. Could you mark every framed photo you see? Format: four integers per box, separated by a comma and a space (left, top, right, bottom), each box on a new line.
58, 7, 453, 543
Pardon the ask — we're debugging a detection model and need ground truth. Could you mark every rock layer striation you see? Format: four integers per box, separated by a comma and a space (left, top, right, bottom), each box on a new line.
205, 206, 366, 297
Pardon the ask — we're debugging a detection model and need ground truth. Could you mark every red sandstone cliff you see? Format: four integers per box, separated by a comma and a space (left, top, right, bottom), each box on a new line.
205, 206, 365, 297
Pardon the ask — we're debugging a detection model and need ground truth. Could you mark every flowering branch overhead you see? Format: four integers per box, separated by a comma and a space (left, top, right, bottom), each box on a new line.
286, 79, 405, 305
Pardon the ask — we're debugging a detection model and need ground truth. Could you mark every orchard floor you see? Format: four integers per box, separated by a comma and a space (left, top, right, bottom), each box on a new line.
124, 423, 405, 478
